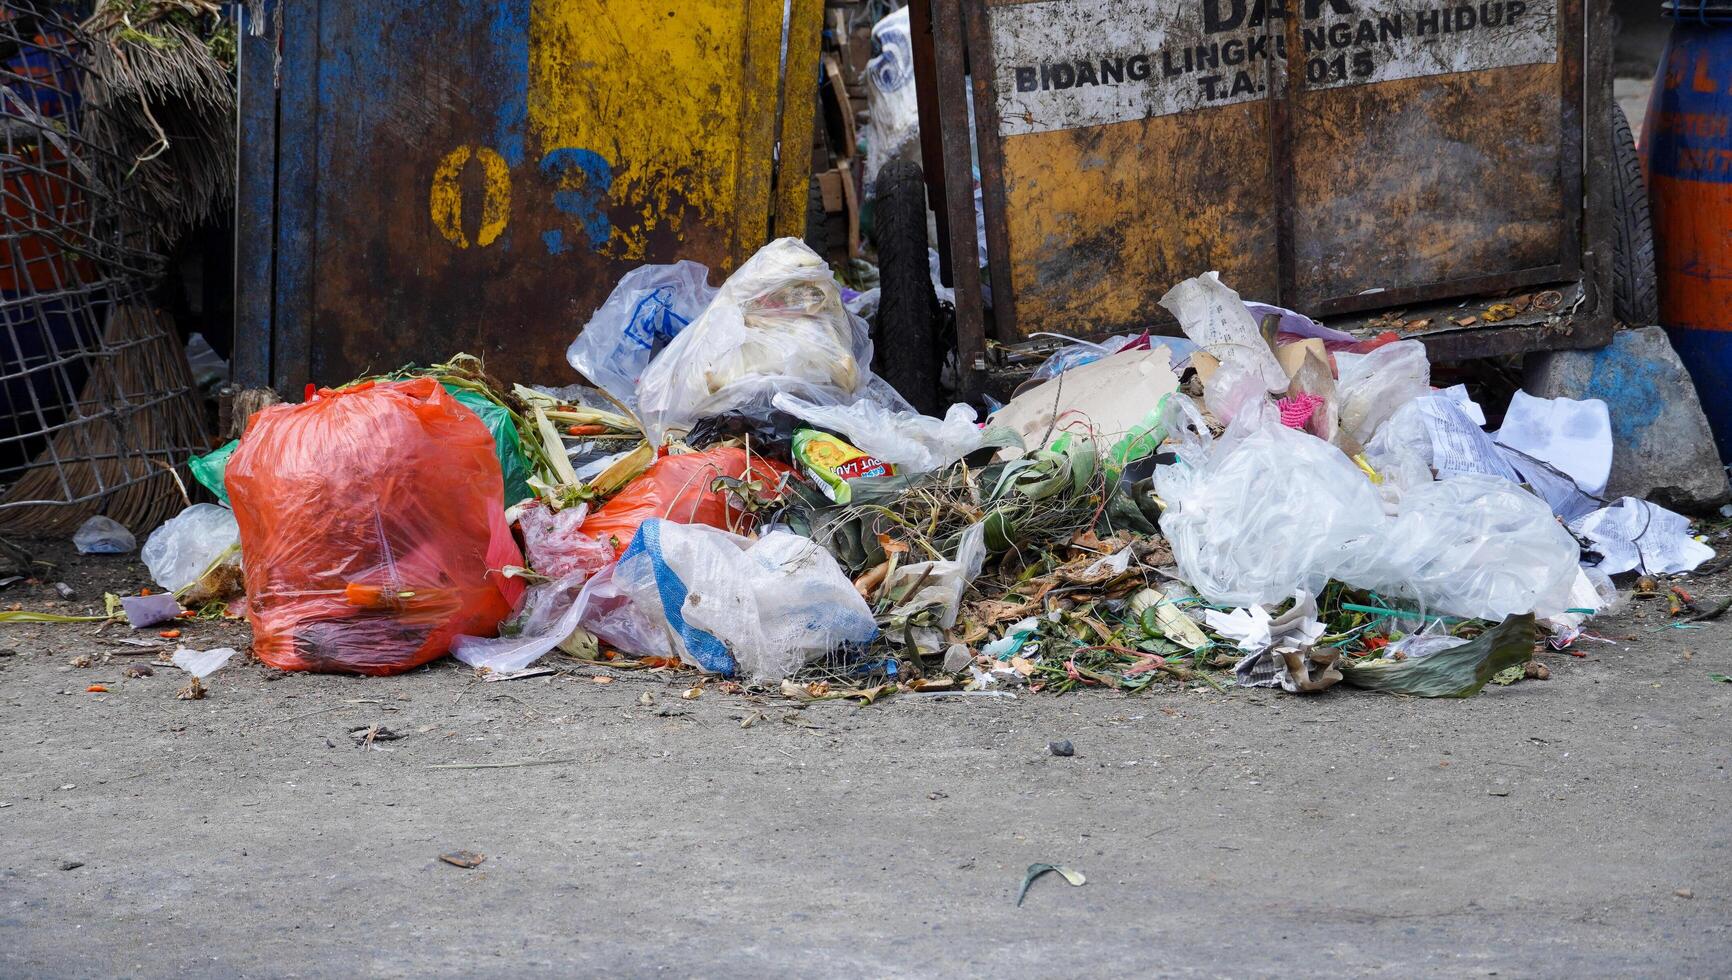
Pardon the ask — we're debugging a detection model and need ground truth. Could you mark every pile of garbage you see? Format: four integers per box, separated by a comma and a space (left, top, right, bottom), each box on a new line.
50, 239, 1719, 701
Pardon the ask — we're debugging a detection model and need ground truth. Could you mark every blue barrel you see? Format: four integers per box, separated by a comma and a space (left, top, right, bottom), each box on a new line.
1646, 2, 1732, 456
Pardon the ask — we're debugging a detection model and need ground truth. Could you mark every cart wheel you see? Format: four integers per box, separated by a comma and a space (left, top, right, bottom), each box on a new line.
872, 159, 941, 414
1609, 102, 1658, 326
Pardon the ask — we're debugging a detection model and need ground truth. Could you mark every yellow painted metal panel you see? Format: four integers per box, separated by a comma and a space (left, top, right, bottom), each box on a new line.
526, 0, 795, 269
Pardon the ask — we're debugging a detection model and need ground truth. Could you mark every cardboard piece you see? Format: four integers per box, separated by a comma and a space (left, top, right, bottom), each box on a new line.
993, 347, 1180, 454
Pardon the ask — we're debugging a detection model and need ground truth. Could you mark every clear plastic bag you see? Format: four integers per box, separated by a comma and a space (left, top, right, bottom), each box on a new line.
1154, 406, 1386, 608
1335, 339, 1431, 445
565, 260, 717, 408
452, 571, 592, 675
517, 500, 614, 579
637, 239, 886, 444
142, 503, 240, 594
771, 393, 983, 474
73, 515, 135, 554
1362, 473, 1581, 621
610, 519, 878, 683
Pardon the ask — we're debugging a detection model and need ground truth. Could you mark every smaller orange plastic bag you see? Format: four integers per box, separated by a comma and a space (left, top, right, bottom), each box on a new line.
580, 447, 794, 554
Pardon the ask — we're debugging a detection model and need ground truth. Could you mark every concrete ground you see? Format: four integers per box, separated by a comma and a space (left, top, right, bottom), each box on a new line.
1, 541, 1729, 978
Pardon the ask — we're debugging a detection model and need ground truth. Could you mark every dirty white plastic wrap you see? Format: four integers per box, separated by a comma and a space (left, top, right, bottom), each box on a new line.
863, 6, 920, 195
1335, 340, 1431, 445
565, 260, 716, 409
609, 519, 878, 683
142, 503, 240, 593
1155, 406, 1386, 608
772, 393, 985, 473
637, 238, 900, 444
1362, 473, 1582, 621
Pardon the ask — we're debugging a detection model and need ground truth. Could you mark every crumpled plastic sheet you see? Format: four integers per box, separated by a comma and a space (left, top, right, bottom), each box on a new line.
1156, 406, 1387, 608
610, 519, 878, 683
1159, 405, 1582, 621
73, 516, 135, 555
142, 503, 239, 594
1159, 273, 1289, 424
878, 522, 987, 655
452, 571, 593, 675
1363, 473, 1582, 622
772, 392, 985, 474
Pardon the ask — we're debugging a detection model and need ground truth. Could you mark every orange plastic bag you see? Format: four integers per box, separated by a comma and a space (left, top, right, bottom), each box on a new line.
226, 379, 524, 675
581, 447, 794, 554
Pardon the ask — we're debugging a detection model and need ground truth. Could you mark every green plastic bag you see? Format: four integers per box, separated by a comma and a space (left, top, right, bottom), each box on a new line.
447, 387, 533, 505
189, 440, 237, 506
190, 387, 534, 507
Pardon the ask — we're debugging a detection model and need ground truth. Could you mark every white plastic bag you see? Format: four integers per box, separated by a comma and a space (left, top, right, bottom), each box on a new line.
1155, 406, 1386, 608
772, 393, 984, 474
863, 7, 920, 195
1335, 340, 1431, 445
1364, 473, 1582, 621
142, 503, 240, 593
610, 519, 878, 683
637, 239, 888, 443
566, 260, 717, 408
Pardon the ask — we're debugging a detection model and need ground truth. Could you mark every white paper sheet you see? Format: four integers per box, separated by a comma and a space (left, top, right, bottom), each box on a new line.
1495, 391, 1613, 496
1571, 497, 1714, 575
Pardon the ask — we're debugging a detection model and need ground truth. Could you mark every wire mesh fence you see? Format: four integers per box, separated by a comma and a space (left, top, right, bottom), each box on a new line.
0, 1, 208, 536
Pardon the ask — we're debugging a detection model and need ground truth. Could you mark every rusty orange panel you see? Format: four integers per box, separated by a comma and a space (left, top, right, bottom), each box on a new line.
1289, 64, 1567, 311
998, 102, 1278, 336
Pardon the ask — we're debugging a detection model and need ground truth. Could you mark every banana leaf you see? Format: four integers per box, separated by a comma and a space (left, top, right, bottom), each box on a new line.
1339, 614, 1535, 698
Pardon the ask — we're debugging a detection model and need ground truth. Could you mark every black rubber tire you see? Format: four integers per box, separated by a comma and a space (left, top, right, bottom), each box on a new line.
871, 159, 941, 414
803, 173, 845, 258
1610, 101, 1659, 326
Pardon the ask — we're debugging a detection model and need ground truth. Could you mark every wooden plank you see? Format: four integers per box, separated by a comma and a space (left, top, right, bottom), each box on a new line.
822, 53, 859, 156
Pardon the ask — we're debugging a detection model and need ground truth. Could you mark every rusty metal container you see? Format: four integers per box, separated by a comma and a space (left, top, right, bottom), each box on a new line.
913, 0, 1623, 392
234, 0, 823, 391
